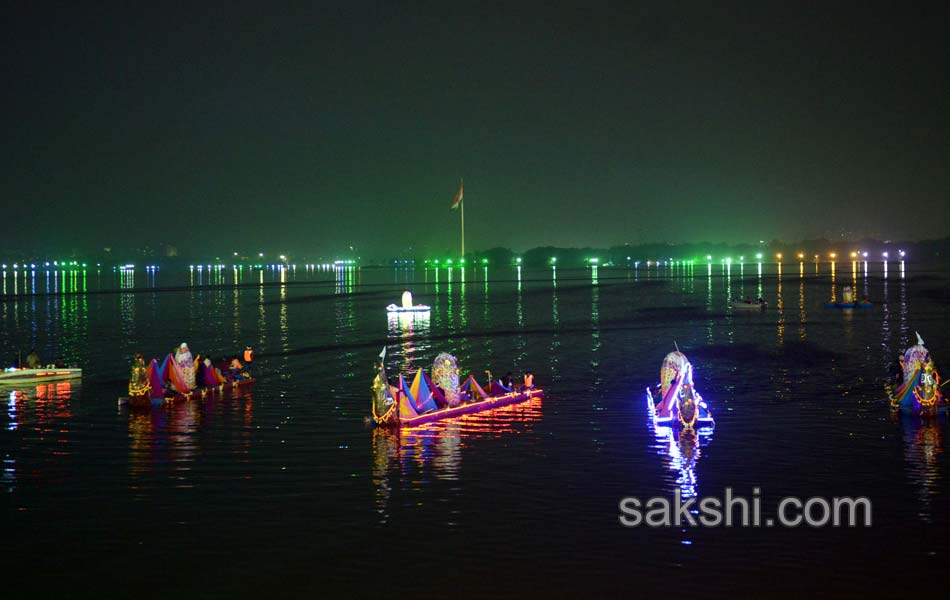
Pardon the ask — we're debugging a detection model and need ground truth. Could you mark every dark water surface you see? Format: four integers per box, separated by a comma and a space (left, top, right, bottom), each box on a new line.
2, 263, 950, 597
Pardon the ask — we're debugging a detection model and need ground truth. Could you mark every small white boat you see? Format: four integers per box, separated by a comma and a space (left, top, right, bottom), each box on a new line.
387, 290, 430, 313
386, 303, 431, 313
731, 299, 767, 310
0, 367, 83, 384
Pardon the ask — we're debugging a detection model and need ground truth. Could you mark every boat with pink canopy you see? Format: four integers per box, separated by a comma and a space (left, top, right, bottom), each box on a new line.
372, 349, 541, 428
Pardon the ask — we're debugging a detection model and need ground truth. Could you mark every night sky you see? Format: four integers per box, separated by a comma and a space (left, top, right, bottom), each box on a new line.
3, 2, 947, 258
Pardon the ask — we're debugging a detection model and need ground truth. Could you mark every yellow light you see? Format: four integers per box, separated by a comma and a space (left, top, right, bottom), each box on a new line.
830, 252, 837, 259
850, 251, 857, 259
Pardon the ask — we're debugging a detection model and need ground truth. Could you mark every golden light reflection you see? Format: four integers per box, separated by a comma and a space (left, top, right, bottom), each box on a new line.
372, 396, 543, 517
279, 266, 288, 351
127, 389, 255, 495
798, 276, 806, 341
898, 416, 943, 523
830, 262, 837, 302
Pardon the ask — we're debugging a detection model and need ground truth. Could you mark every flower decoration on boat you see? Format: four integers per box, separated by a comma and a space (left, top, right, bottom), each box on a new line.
432, 352, 461, 408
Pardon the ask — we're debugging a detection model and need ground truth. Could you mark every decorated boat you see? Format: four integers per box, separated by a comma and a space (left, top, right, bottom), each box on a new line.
825, 285, 872, 308
824, 302, 873, 309
646, 349, 714, 432
888, 333, 945, 417
124, 347, 254, 408
386, 290, 430, 313
0, 367, 82, 385
731, 298, 767, 310
372, 350, 541, 428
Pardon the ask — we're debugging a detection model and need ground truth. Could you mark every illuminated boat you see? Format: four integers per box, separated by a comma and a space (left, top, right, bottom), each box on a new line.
645, 349, 714, 432
124, 352, 255, 408
824, 302, 873, 309
0, 367, 82, 385
826, 285, 871, 308
888, 333, 945, 417
386, 303, 431, 313
386, 290, 430, 313
731, 299, 767, 310
127, 378, 256, 408
372, 351, 541, 428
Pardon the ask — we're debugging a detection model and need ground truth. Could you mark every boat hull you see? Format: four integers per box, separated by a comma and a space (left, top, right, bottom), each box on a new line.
888, 377, 946, 416
646, 387, 715, 429
130, 378, 255, 408
731, 302, 767, 311
386, 304, 431, 313
824, 302, 873, 309
0, 368, 82, 385
382, 388, 542, 428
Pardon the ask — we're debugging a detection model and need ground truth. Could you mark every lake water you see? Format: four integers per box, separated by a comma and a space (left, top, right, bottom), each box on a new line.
2, 261, 949, 597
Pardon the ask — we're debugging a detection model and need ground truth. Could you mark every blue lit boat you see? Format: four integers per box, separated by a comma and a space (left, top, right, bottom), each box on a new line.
645, 350, 714, 432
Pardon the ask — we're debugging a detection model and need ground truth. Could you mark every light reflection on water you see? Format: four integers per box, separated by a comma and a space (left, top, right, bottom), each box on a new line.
126, 388, 256, 496
2, 382, 77, 496
388, 311, 431, 373
652, 425, 714, 501
897, 415, 943, 523
371, 396, 543, 524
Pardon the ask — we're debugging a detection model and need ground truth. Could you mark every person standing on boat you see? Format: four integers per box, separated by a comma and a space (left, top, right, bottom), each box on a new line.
175, 343, 196, 389
842, 286, 854, 304
26, 349, 40, 369
523, 371, 535, 390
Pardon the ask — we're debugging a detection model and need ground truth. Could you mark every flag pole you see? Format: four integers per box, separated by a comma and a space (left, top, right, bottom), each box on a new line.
452, 177, 464, 258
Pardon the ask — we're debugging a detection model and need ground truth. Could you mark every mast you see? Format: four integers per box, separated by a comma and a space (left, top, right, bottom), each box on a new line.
460, 189, 465, 258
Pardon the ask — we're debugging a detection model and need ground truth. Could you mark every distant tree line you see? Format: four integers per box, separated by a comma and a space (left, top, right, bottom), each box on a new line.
6, 237, 949, 269
400, 238, 950, 269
